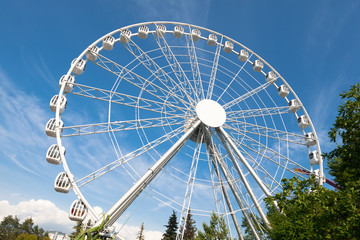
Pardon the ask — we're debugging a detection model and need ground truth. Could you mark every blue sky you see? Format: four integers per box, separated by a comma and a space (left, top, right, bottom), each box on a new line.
0, 1, 359, 239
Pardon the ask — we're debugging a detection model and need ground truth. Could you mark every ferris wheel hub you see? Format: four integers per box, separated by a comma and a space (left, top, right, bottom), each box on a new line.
195, 99, 226, 127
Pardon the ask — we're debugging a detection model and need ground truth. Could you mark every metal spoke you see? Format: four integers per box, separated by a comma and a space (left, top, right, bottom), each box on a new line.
225, 121, 308, 145
206, 36, 223, 99
223, 82, 271, 109
61, 116, 186, 137
227, 106, 291, 119
75, 125, 186, 187
69, 83, 189, 116
152, 29, 198, 105
185, 30, 205, 100
93, 53, 194, 110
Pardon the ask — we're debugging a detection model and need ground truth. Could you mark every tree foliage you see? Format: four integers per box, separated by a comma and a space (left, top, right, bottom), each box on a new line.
137, 222, 145, 240
179, 209, 197, 240
262, 84, 360, 239
196, 212, 230, 240
162, 211, 178, 240
264, 177, 360, 239
324, 83, 360, 189
0, 215, 49, 240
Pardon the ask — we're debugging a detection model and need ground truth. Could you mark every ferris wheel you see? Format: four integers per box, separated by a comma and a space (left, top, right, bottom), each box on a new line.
45, 21, 324, 239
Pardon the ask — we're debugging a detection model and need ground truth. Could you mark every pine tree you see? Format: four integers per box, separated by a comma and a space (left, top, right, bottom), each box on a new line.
162, 210, 178, 240
69, 221, 83, 239
179, 209, 197, 240
136, 222, 145, 240
196, 212, 229, 240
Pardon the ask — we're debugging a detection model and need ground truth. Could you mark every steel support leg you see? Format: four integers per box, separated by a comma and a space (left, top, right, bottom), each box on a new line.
98, 120, 201, 227
204, 128, 260, 240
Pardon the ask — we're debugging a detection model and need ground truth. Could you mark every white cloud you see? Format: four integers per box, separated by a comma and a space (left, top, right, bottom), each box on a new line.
115, 222, 162, 240
0, 199, 74, 233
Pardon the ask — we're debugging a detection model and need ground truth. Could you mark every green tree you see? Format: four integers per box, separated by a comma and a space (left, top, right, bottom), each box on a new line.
196, 212, 229, 240
162, 210, 178, 240
15, 233, 38, 240
263, 84, 360, 239
241, 215, 266, 240
179, 209, 197, 240
264, 177, 360, 239
70, 221, 84, 239
137, 222, 145, 240
324, 83, 360, 189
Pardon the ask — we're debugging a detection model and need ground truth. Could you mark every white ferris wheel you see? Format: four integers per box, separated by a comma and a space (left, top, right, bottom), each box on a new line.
45, 21, 324, 239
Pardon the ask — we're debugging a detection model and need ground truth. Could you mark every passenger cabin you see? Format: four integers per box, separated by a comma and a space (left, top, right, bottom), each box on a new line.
309, 150, 320, 165
49, 95, 67, 113
288, 99, 300, 112
120, 29, 132, 44
207, 34, 217, 46
59, 75, 75, 93
138, 25, 149, 39
238, 49, 249, 62
252, 60, 263, 72
297, 115, 310, 129
191, 29, 201, 41
45, 118, 64, 138
305, 132, 317, 146
277, 85, 289, 97
69, 200, 88, 221
54, 172, 71, 193
86, 46, 100, 61
266, 71, 277, 83
103, 35, 115, 51
173, 25, 184, 38
46, 144, 64, 165
223, 41, 234, 53
156, 24, 166, 38
71, 58, 86, 75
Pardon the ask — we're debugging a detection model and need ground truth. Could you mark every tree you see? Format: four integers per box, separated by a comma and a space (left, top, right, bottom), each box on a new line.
137, 222, 145, 240
0, 215, 49, 240
263, 84, 360, 239
179, 209, 197, 240
241, 215, 266, 240
323, 83, 360, 189
264, 177, 360, 239
196, 212, 229, 240
162, 211, 178, 240
70, 221, 84, 239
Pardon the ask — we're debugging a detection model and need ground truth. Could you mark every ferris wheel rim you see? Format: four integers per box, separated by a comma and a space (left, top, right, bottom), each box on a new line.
48, 21, 324, 238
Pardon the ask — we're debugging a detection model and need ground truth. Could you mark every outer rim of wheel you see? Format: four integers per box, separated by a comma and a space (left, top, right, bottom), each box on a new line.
52, 21, 323, 232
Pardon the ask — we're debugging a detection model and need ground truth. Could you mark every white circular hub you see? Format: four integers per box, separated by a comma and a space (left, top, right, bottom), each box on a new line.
195, 99, 226, 127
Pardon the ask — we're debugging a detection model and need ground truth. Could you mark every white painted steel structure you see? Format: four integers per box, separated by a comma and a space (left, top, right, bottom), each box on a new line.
46, 21, 324, 239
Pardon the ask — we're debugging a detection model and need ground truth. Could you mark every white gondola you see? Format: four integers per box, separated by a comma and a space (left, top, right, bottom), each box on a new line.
156, 24, 166, 38
71, 58, 86, 75
46, 144, 65, 165
54, 172, 71, 193
49, 95, 67, 113
238, 49, 249, 62
309, 150, 320, 165
288, 99, 300, 112
69, 200, 88, 221
138, 25, 149, 39
191, 28, 201, 41
59, 75, 75, 93
207, 34, 217, 46
86, 46, 99, 61
45, 118, 64, 138
252, 60, 264, 72
277, 84, 289, 97
297, 115, 310, 129
266, 71, 277, 83
173, 25, 184, 38
305, 132, 317, 146
103, 35, 115, 51
223, 41, 234, 53
120, 29, 132, 44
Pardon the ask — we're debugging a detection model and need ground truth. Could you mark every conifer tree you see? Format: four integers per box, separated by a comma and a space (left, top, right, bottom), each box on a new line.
162, 210, 178, 240
136, 222, 145, 240
179, 209, 197, 240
